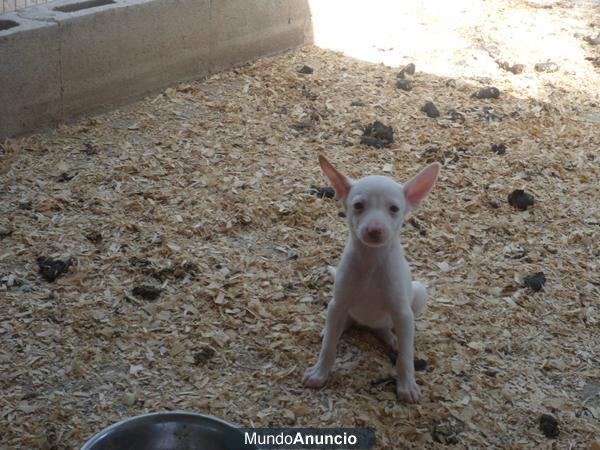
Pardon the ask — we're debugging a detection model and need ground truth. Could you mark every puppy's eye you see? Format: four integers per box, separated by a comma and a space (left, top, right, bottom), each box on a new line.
353, 202, 364, 211
390, 205, 400, 213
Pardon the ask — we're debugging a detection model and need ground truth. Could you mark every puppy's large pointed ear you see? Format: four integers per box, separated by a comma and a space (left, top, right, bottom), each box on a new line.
403, 162, 440, 209
319, 155, 352, 200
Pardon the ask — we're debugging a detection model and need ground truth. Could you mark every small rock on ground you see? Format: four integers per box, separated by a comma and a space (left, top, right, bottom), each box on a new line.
414, 358, 428, 371
524, 272, 546, 292
37, 256, 72, 282
535, 62, 559, 73
397, 62, 416, 78
298, 65, 314, 74
499, 61, 525, 74
583, 33, 600, 45
310, 185, 335, 199
473, 87, 500, 99
508, 189, 534, 210
539, 414, 559, 438
361, 121, 394, 147
421, 101, 440, 118
491, 143, 507, 154
132, 285, 162, 301
395, 78, 413, 91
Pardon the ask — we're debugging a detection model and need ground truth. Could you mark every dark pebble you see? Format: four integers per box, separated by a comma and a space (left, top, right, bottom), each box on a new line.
473, 87, 500, 99
482, 106, 503, 122
499, 61, 524, 74
132, 285, 162, 301
484, 369, 498, 377
57, 172, 75, 182
586, 56, 600, 67
539, 414, 559, 438
432, 420, 462, 445
350, 100, 365, 107
408, 217, 427, 236
128, 257, 151, 268
309, 185, 335, 199
421, 146, 440, 157
18, 201, 32, 210
37, 256, 72, 282
292, 120, 313, 131
152, 262, 198, 282
302, 89, 319, 100
86, 230, 103, 244
414, 358, 427, 371
524, 272, 546, 292
583, 33, 600, 45
82, 142, 99, 155
193, 347, 216, 366
507, 189, 534, 210
403, 63, 416, 75
0, 227, 13, 239
447, 109, 465, 122
421, 101, 440, 118
508, 64, 525, 74
360, 136, 389, 148
535, 62, 559, 73
491, 143, 507, 155
385, 351, 428, 371
395, 78, 413, 91
397, 63, 416, 79
488, 200, 500, 209
362, 121, 394, 147
298, 65, 314, 74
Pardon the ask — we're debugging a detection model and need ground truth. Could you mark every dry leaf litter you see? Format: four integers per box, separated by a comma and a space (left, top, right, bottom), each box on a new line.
1, 1, 600, 448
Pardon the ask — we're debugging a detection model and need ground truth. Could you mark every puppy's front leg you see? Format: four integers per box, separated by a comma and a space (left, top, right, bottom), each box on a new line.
391, 306, 421, 403
303, 299, 348, 388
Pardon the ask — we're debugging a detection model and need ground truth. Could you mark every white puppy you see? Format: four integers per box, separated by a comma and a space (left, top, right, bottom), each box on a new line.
303, 155, 440, 403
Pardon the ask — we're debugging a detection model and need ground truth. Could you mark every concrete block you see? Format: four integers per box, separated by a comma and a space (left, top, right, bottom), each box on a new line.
23, 0, 212, 119
0, 0, 312, 138
0, 13, 61, 138
211, 0, 311, 72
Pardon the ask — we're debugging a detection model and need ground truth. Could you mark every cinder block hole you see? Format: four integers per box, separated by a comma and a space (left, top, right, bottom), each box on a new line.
0, 20, 19, 31
54, 0, 115, 13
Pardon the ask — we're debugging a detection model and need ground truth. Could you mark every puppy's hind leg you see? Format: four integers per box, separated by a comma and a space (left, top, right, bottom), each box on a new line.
321, 314, 353, 338
411, 281, 428, 318
372, 326, 399, 355
385, 283, 427, 364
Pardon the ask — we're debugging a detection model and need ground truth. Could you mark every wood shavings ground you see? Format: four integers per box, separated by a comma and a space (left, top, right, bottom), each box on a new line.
1, 1, 599, 448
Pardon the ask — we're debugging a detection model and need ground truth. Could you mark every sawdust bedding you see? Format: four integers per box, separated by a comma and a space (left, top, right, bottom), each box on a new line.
1, 23, 600, 450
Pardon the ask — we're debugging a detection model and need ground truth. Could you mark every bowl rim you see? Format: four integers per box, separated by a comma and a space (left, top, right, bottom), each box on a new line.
80, 410, 242, 450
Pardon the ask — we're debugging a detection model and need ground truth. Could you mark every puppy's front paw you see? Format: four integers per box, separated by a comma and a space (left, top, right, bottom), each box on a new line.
302, 365, 329, 388
396, 377, 421, 403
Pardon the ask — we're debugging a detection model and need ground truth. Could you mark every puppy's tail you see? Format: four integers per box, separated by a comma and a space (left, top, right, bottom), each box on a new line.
411, 281, 428, 317
326, 265, 337, 279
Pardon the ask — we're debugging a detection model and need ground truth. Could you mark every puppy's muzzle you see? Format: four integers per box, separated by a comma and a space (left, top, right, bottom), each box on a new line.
363, 226, 387, 246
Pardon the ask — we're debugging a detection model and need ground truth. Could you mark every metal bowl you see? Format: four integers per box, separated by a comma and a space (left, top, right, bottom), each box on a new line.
81, 411, 257, 450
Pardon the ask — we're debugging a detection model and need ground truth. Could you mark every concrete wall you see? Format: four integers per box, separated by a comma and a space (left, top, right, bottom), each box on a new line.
0, 0, 312, 138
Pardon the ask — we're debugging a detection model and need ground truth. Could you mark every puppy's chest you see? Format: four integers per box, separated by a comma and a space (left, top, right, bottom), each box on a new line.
340, 273, 393, 301
336, 268, 399, 328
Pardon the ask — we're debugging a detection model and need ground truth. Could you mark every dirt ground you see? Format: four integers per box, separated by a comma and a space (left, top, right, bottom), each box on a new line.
1, 0, 599, 448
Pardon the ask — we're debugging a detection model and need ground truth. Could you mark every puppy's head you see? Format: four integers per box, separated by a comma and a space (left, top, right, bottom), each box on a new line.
318, 155, 440, 247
